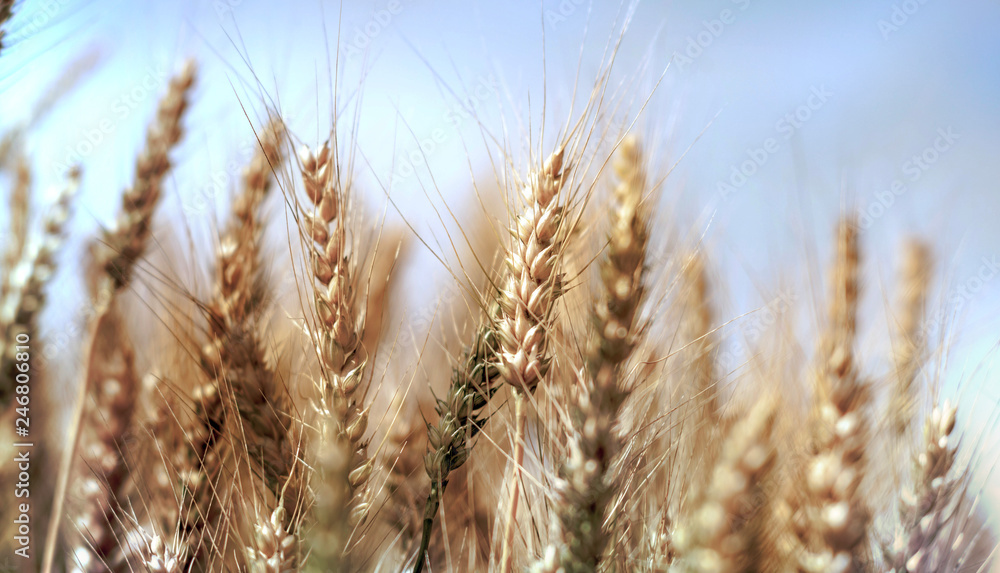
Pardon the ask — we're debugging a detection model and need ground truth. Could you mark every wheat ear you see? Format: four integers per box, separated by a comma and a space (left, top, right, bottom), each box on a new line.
797, 217, 871, 572
672, 397, 777, 573
70, 303, 140, 573
44, 61, 196, 573
533, 136, 650, 573
92, 59, 196, 291
681, 250, 720, 470
889, 240, 932, 439
298, 140, 372, 568
885, 401, 960, 572
415, 322, 502, 573
495, 147, 570, 572
0, 169, 78, 408
205, 119, 293, 494
247, 506, 297, 573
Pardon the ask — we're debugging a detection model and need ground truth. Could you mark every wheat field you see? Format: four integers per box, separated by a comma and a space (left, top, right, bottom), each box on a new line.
1, 1, 999, 572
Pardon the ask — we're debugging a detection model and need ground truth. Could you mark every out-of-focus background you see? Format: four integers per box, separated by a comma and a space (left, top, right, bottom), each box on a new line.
2, 0, 999, 545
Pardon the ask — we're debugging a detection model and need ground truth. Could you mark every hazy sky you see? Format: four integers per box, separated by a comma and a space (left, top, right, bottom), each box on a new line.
2, 0, 1000, 530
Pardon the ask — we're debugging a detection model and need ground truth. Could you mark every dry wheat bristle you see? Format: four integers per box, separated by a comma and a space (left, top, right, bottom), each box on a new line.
795, 217, 872, 572
672, 397, 777, 573
889, 240, 932, 439
536, 135, 650, 573
91, 59, 196, 292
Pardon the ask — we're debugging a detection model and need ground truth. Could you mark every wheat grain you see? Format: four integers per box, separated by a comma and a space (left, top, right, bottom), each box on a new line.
247, 506, 298, 573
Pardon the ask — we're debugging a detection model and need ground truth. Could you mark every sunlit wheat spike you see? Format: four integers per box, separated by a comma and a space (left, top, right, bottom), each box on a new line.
536, 135, 650, 573
297, 138, 373, 569
885, 401, 960, 573
0, 154, 30, 303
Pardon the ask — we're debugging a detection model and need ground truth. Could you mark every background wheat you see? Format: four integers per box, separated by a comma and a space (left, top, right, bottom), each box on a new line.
1, 2, 1000, 573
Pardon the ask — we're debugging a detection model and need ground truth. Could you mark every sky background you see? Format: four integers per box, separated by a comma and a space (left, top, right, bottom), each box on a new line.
2, 0, 1000, 550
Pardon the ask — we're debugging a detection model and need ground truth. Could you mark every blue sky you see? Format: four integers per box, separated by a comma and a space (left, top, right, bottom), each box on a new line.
3, 0, 1000, 535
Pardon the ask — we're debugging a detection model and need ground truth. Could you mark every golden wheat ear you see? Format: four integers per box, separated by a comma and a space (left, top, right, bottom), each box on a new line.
0, 168, 78, 408
793, 217, 872, 571
44, 60, 197, 573
69, 302, 140, 572
295, 138, 376, 569
533, 135, 651, 573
